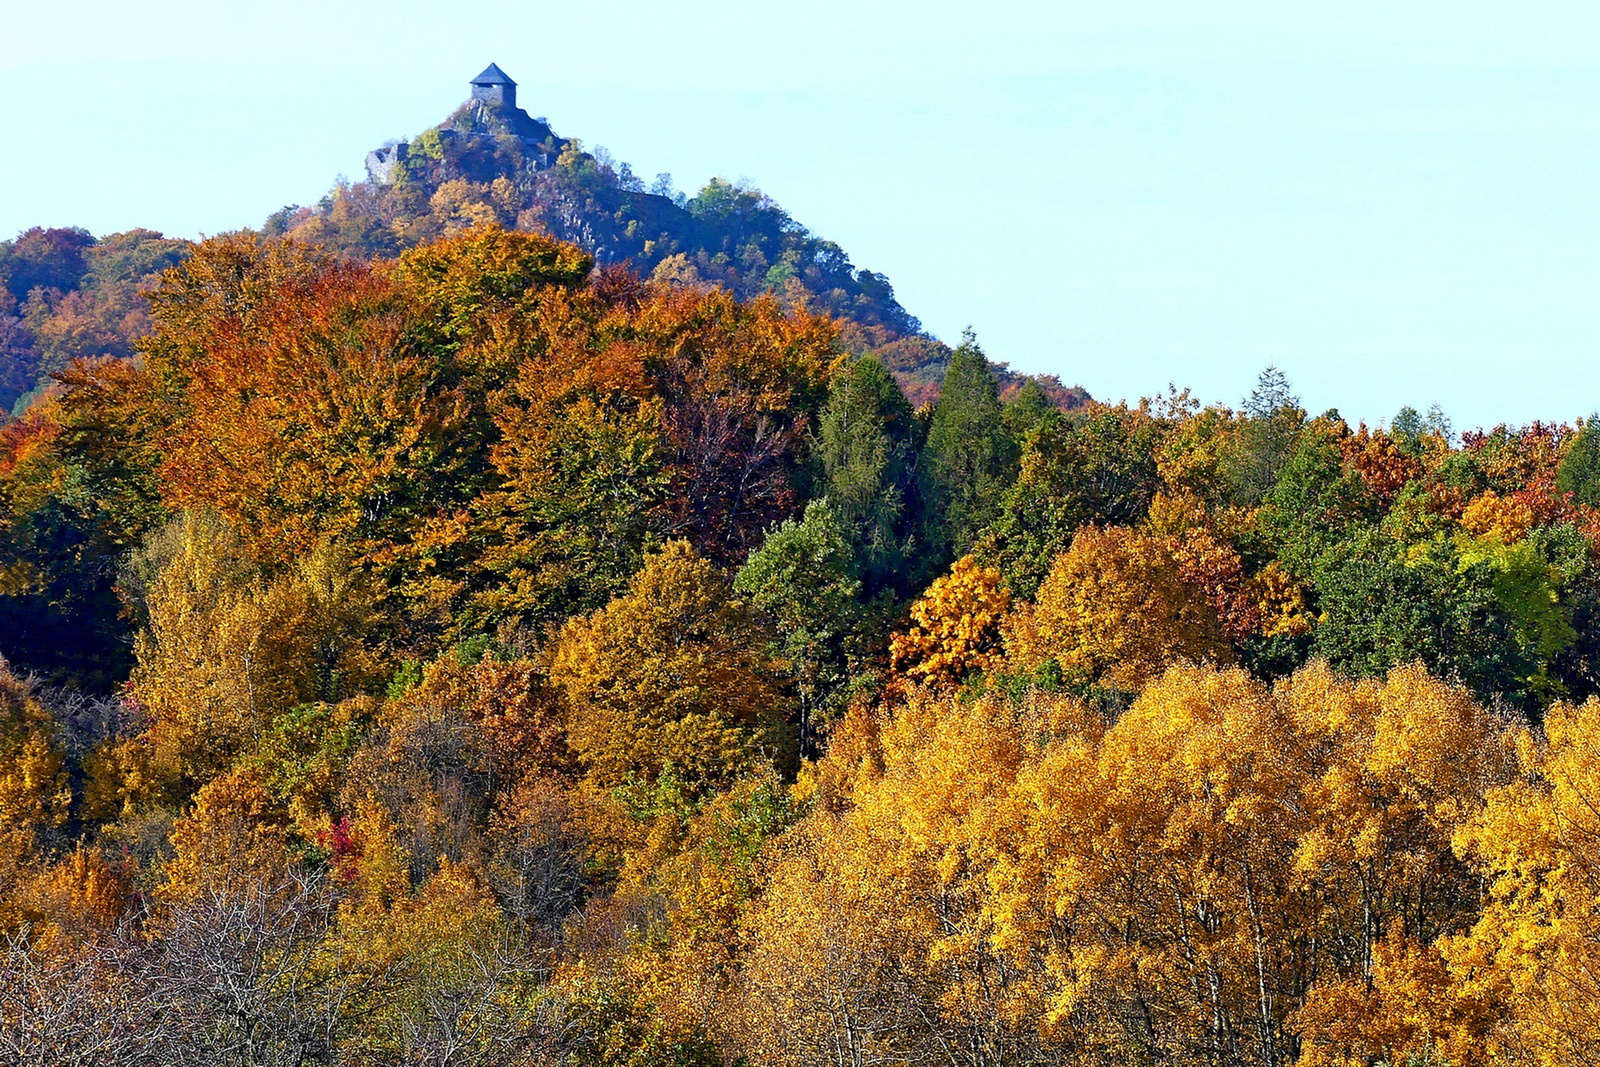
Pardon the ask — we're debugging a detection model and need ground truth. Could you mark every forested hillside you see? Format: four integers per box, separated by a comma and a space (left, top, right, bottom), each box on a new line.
265, 78, 975, 404
3, 220, 1600, 1065
0, 227, 189, 413
0, 71, 1089, 416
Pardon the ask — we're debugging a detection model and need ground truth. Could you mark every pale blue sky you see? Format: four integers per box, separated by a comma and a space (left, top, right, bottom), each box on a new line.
2, 1, 1597, 429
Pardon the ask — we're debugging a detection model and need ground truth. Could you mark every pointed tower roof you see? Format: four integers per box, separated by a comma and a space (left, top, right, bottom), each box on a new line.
471, 63, 516, 87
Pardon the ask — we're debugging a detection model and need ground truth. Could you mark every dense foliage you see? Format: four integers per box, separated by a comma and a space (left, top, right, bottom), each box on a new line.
0, 227, 190, 414
3, 222, 1600, 1066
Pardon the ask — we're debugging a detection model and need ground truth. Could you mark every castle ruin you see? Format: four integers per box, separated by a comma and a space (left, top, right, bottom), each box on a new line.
365, 64, 560, 186
469, 63, 516, 108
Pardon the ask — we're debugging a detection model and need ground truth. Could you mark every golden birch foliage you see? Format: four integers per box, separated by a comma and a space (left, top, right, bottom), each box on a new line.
796, 700, 884, 815
130, 510, 274, 784
1156, 404, 1240, 502
0, 675, 68, 843
332, 851, 516, 1061
333, 799, 413, 924
888, 554, 1011, 689
1282, 661, 1504, 884
589, 775, 799, 1043
975, 661, 1501, 1065
729, 688, 1095, 1066
130, 511, 376, 794
355, 855, 505, 981
1284, 662, 1507, 1067
1444, 697, 1600, 1067
160, 766, 294, 903
428, 181, 503, 233
730, 819, 923, 1067
1006, 526, 1231, 690
1296, 926, 1493, 1067
549, 541, 787, 789
1019, 663, 1311, 1060
0, 664, 70, 934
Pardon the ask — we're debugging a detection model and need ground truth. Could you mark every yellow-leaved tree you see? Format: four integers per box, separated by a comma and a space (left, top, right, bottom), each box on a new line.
0, 663, 69, 934
728, 659, 1509, 1066
728, 687, 1092, 1067
121, 510, 377, 803
160, 766, 295, 903
1267, 661, 1505, 1067
549, 541, 788, 789
1443, 696, 1600, 1067
1005, 526, 1232, 690
888, 554, 1011, 689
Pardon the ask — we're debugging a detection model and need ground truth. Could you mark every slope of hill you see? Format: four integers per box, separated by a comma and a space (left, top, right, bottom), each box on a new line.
0, 65, 1088, 418
266, 64, 1087, 408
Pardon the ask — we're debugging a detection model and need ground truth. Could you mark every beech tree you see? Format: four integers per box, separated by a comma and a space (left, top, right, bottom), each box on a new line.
126, 511, 377, 799
1006, 526, 1231, 691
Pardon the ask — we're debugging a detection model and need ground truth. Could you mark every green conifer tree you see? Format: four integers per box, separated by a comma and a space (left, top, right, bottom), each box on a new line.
918, 331, 1016, 564
814, 356, 921, 593
1558, 416, 1600, 507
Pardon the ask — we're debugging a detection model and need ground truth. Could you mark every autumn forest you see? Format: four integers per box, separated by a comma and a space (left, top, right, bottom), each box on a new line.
3, 109, 1600, 1067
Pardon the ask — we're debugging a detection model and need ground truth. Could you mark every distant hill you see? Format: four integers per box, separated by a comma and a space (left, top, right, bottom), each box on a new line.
0, 227, 190, 413
267, 64, 1088, 409
0, 65, 1088, 414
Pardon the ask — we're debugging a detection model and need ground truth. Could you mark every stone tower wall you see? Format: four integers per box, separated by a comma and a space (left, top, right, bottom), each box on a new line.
471, 82, 515, 108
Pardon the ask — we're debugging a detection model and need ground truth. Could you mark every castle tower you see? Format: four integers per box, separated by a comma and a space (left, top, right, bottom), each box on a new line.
470, 63, 517, 108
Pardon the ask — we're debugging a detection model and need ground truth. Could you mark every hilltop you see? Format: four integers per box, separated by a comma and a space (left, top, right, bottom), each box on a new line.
266, 64, 1087, 408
